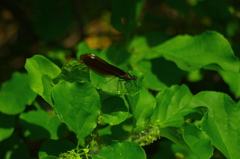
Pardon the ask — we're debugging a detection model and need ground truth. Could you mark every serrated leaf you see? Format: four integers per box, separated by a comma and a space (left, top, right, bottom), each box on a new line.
92, 141, 146, 159
53, 58, 90, 84
0, 72, 37, 115
52, 81, 100, 140
151, 85, 194, 127
182, 122, 213, 159
190, 91, 240, 159
151, 31, 239, 72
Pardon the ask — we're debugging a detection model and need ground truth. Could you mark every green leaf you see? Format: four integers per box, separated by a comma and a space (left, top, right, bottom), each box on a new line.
53, 58, 90, 84
20, 109, 66, 140
128, 32, 168, 56
111, 0, 145, 36
161, 127, 189, 149
128, 36, 151, 54
136, 57, 184, 91
190, 91, 240, 159
99, 43, 130, 66
90, 69, 142, 95
0, 72, 37, 115
126, 88, 155, 132
92, 141, 146, 159
218, 71, 240, 98
151, 85, 194, 127
101, 96, 129, 125
136, 61, 167, 90
52, 81, 100, 140
0, 112, 15, 141
25, 55, 61, 105
76, 42, 99, 59
98, 122, 132, 145
151, 31, 239, 72
182, 122, 213, 159
38, 139, 76, 158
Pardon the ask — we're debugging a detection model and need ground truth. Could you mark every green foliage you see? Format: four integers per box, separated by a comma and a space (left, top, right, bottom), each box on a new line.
1, 0, 240, 159
0, 72, 37, 115
150, 31, 239, 72
92, 141, 146, 159
52, 81, 100, 140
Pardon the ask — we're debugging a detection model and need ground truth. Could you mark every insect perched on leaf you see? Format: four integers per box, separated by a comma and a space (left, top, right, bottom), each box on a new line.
79, 53, 138, 92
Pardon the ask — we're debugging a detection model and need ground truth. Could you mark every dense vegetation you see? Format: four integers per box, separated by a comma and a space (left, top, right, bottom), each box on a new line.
1, 0, 240, 158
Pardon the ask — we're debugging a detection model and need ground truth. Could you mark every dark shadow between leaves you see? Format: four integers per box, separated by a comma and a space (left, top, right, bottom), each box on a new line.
20, 120, 50, 140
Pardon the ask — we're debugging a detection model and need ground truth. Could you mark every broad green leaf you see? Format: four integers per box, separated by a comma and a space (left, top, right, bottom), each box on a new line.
150, 31, 239, 72
128, 32, 168, 59
182, 122, 213, 159
190, 91, 240, 159
20, 110, 65, 140
101, 96, 129, 125
151, 85, 194, 127
92, 141, 146, 159
90, 71, 120, 94
99, 43, 130, 66
39, 139, 76, 158
0, 72, 37, 115
135, 58, 184, 91
53, 58, 90, 84
25, 55, 61, 105
128, 36, 150, 54
0, 112, 15, 141
111, 0, 145, 36
136, 61, 167, 90
126, 88, 155, 132
76, 42, 99, 59
218, 71, 240, 98
41, 75, 54, 104
90, 70, 142, 95
52, 81, 100, 140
